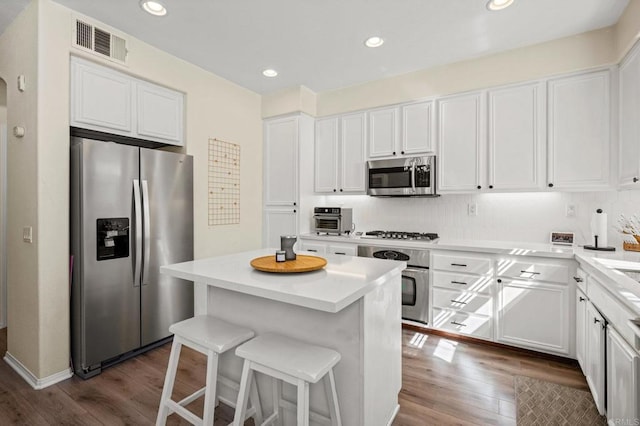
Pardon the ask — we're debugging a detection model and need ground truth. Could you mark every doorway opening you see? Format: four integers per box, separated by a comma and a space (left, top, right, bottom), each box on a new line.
0, 77, 7, 329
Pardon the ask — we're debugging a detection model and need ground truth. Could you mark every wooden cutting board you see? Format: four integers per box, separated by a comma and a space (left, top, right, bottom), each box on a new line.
250, 255, 327, 273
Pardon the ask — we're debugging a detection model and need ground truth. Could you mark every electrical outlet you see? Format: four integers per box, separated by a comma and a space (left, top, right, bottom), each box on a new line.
566, 204, 577, 217
22, 226, 32, 243
468, 203, 478, 216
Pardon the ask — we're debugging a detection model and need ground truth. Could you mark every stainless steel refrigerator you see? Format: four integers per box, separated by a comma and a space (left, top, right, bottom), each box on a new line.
70, 136, 194, 378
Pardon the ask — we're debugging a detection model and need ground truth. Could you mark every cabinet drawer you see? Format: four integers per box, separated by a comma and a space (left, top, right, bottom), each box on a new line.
432, 288, 492, 316
431, 308, 492, 340
574, 267, 587, 292
431, 253, 493, 274
328, 244, 357, 256
301, 242, 327, 255
431, 271, 492, 294
498, 260, 569, 283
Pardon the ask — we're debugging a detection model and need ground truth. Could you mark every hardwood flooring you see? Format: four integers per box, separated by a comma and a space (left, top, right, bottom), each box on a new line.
0, 327, 588, 425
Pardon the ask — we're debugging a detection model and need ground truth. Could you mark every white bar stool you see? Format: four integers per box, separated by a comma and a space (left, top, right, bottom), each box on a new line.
156, 315, 263, 426
233, 333, 342, 426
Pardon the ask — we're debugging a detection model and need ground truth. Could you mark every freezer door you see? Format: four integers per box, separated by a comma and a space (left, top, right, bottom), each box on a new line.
75, 138, 141, 369
140, 148, 194, 345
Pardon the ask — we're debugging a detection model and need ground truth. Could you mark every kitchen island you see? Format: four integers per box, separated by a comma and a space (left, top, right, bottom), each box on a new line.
161, 248, 406, 426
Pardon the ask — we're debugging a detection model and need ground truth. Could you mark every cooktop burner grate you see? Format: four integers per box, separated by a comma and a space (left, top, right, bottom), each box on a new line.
364, 231, 439, 240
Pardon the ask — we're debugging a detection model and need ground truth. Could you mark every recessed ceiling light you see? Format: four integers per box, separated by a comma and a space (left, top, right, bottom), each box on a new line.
262, 69, 278, 78
364, 36, 384, 48
140, 0, 167, 16
487, 0, 514, 11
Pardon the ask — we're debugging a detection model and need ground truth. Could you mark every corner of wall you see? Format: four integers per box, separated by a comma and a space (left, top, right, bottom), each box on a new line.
615, 0, 640, 60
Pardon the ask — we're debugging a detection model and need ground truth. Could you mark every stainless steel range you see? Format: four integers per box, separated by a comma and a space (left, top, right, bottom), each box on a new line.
357, 232, 437, 324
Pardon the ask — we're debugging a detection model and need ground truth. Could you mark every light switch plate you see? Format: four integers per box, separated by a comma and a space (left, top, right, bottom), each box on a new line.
468, 203, 478, 216
23, 226, 32, 243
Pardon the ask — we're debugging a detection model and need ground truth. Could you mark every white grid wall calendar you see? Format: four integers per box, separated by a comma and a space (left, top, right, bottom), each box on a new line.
208, 138, 240, 225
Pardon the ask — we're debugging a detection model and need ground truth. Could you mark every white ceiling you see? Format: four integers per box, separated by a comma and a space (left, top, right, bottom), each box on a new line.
0, 0, 631, 94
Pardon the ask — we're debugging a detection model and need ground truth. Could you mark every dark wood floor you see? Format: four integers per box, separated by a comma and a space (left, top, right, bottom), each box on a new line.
0, 327, 588, 425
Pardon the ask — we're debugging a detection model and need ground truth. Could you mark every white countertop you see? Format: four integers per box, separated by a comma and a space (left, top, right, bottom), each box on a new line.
161, 248, 406, 313
301, 233, 640, 260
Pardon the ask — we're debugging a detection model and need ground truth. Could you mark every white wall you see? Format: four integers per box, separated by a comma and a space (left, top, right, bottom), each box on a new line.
315, 191, 640, 248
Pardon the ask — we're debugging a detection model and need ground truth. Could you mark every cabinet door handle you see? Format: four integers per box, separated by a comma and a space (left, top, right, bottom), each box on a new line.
594, 318, 601, 324
634, 177, 639, 183
548, 183, 554, 188
573, 276, 584, 283
307, 249, 317, 252
489, 185, 494, 189
333, 189, 336, 192
451, 321, 467, 327
521, 270, 540, 275
579, 297, 585, 302
497, 278, 502, 283
335, 252, 346, 255
476, 185, 482, 190
451, 300, 467, 305
293, 209, 297, 213
340, 189, 343, 192
393, 151, 396, 155
451, 281, 467, 285
451, 263, 467, 267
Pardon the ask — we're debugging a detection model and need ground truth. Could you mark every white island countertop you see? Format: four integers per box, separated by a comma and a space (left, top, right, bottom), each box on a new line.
161, 248, 406, 313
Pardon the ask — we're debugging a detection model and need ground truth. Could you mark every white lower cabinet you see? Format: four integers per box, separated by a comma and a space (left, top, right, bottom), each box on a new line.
431, 308, 492, 340
298, 240, 357, 256
576, 288, 587, 373
299, 242, 327, 254
585, 301, 607, 415
496, 278, 570, 355
607, 326, 640, 424
328, 244, 357, 256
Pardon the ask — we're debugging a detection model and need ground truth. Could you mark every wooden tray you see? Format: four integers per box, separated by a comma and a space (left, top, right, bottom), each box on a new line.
250, 255, 327, 273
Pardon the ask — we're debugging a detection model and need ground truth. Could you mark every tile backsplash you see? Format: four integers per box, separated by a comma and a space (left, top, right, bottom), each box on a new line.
310, 190, 640, 248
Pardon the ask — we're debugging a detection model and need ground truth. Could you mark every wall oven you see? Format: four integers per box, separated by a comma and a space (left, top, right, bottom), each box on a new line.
367, 155, 437, 197
357, 245, 430, 324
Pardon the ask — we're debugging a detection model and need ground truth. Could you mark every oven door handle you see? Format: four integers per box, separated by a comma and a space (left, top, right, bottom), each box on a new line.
410, 160, 416, 193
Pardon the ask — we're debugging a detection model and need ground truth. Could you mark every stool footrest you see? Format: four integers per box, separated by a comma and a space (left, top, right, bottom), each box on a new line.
165, 399, 203, 426
175, 386, 206, 409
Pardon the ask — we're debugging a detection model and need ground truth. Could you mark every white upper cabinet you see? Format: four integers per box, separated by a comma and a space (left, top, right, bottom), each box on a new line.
368, 107, 399, 158
314, 117, 339, 193
71, 57, 132, 133
547, 69, 611, 190
488, 82, 544, 191
315, 113, 366, 194
264, 116, 299, 206
619, 44, 640, 188
340, 112, 366, 192
70, 57, 184, 146
136, 81, 184, 144
367, 102, 434, 159
401, 100, 434, 155
437, 91, 484, 192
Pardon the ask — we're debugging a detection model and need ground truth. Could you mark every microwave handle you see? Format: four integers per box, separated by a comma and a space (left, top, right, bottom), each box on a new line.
410, 160, 416, 193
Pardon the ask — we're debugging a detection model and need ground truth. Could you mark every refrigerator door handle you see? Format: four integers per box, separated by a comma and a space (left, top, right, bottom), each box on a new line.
142, 180, 151, 286
133, 179, 142, 287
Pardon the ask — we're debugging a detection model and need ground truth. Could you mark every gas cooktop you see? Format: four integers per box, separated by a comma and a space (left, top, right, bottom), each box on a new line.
361, 231, 439, 241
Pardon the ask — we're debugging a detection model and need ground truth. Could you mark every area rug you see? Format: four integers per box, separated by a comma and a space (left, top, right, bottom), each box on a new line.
515, 375, 606, 425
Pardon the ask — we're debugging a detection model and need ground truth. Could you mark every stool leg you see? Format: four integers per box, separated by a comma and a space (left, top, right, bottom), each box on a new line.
249, 374, 263, 425
232, 360, 253, 426
296, 379, 310, 426
324, 369, 342, 426
271, 378, 283, 426
156, 339, 183, 426
202, 349, 219, 426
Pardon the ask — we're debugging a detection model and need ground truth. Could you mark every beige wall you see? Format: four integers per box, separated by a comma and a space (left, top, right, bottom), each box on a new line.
0, 79, 6, 329
0, 0, 40, 375
316, 27, 617, 117
262, 1, 640, 118
2, 0, 263, 380
262, 85, 317, 118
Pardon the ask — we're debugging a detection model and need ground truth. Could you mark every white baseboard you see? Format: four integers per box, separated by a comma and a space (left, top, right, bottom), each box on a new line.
4, 351, 73, 390
386, 404, 400, 426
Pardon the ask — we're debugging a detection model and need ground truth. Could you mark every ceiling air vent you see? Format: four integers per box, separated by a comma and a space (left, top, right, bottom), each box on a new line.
73, 18, 128, 64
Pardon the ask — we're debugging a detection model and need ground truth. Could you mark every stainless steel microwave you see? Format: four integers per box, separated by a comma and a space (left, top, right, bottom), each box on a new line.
367, 155, 438, 197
